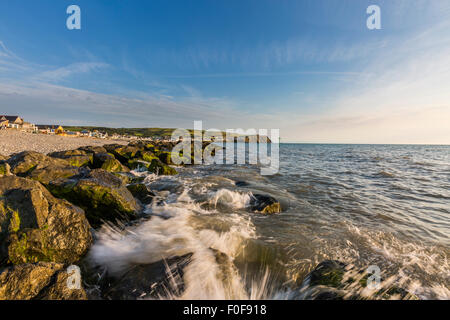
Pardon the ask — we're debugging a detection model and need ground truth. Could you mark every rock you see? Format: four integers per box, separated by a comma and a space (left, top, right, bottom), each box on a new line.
103, 144, 124, 154
0, 262, 87, 300
158, 151, 172, 165
0, 175, 92, 265
295, 260, 419, 300
77, 145, 107, 154
148, 158, 178, 175
93, 153, 129, 172
140, 151, 158, 163
126, 183, 155, 205
0, 163, 11, 177
0, 154, 7, 161
249, 194, 281, 214
128, 158, 177, 175
110, 146, 141, 164
102, 253, 193, 300
304, 260, 347, 288
6, 151, 81, 185
48, 149, 93, 167
48, 169, 142, 228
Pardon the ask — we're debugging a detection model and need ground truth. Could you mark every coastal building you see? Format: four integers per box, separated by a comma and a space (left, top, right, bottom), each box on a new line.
0, 116, 8, 129
36, 125, 63, 135
0, 115, 23, 129
21, 122, 37, 132
0, 115, 36, 132
80, 130, 91, 137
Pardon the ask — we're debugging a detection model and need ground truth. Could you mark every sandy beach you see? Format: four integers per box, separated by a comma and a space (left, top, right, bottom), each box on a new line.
0, 130, 127, 156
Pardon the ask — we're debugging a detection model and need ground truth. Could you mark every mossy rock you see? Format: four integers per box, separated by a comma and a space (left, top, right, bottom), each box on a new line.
48, 150, 93, 167
0, 176, 92, 265
0, 262, 87, 300
158, 151, 172, 165
6, 151, 81, 185
148, 159, 177, 175
127, 159, 149, 171
93, 153, 129, 172
0, 163, 11, 177
140, 151, 158, 163
307, 260, 346, 288
126, 183, 154, 205
249, 194, 282, 214
48, 169, 142, 228
111, 146, 141, 163
77, 145, 107, 154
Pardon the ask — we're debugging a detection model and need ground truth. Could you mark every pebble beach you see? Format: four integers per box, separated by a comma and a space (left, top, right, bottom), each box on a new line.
0, 130, 127, 156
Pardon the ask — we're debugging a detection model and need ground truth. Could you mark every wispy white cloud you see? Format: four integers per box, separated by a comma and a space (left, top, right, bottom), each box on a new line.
35, 62, 109, 82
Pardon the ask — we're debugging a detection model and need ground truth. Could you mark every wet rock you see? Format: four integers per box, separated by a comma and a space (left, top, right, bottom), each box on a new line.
48, 149, 93, 167
102, 253, 193, 300
93, 153, 129, 173
128, 158, 177, 175
295, 260, 419, 300
210, 248, 237, 289
249, 194, 281, 214
0, 262, 87, 300
304, 260, 347, 288
235, 181, 250, 187
0, 175, 92, 265
48, 169, 142, 228
126, 183, 155, 205
148, 158, 177, 175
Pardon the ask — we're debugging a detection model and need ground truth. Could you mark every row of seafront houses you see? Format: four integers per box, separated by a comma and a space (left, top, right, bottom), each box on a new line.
0, 115, 109, 139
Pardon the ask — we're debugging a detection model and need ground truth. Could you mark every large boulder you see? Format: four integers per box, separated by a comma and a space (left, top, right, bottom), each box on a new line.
6, 151, 80, 185
48, 149, 93, 167
148, 158, 177, 175
249, 194, 282, 214
48, 169, 142, 228
109, 146, 141, 164
0, 262, 87, 300
93, 153, 130, 173
140, 151, 158, 163
0, 175, 92, 265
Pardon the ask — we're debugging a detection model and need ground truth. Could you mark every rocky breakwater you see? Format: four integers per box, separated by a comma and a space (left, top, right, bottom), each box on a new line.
0, 141, 205, 300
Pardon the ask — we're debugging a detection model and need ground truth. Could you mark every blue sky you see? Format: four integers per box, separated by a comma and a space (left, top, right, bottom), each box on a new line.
0, 0, 449, 143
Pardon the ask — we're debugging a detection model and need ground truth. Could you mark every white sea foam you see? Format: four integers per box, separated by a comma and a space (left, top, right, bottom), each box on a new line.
88, 188, 279, 299
209, 188, 253, 209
